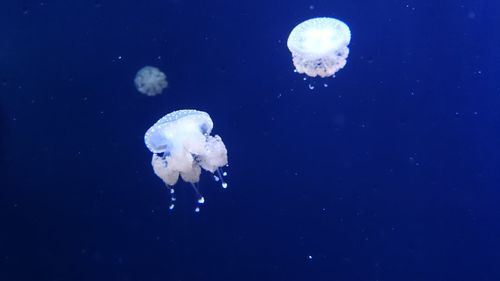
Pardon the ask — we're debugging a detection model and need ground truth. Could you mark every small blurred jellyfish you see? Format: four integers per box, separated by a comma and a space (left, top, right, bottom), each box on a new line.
287, 17, 351, 78
144, 109, 228, 211
134, 66, 168, 96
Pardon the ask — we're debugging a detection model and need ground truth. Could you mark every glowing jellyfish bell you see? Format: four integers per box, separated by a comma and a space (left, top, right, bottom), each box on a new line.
134, 66, 168, 96
287, 17, 351, 78
144, 109, 228, 211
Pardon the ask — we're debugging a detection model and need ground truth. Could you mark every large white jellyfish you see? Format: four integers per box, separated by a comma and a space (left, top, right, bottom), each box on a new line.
134, 66, 168, 96
144, 109, 228, 211
287, 17, 351, 78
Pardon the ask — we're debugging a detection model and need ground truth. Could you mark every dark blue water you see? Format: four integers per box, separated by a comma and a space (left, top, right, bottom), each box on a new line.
2, 1, 500, 280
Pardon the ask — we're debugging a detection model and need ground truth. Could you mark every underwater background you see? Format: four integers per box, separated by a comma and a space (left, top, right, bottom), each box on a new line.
1, 0, 500, 280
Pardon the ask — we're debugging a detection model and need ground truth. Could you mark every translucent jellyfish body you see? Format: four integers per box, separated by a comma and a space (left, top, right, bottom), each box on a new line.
287, 17, 351, 78
144, 110, 228, 210
134, 66, 168, 96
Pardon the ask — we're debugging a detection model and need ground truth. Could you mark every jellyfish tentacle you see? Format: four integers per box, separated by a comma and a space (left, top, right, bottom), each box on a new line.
191, 183, 205, 204
168, 187, 176, 210
216, 168, 228, 189
191, 183, 205, 212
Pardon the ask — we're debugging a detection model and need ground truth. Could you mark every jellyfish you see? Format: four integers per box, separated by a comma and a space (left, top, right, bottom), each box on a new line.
134, 66, 168, 96
145, 109, 228, 211
287, 17, 351, 78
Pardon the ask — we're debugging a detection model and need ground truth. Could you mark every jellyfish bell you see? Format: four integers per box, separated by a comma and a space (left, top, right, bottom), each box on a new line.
287, 17, 351, 78
145, 109, 228, 211
134, 66, 168, 96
